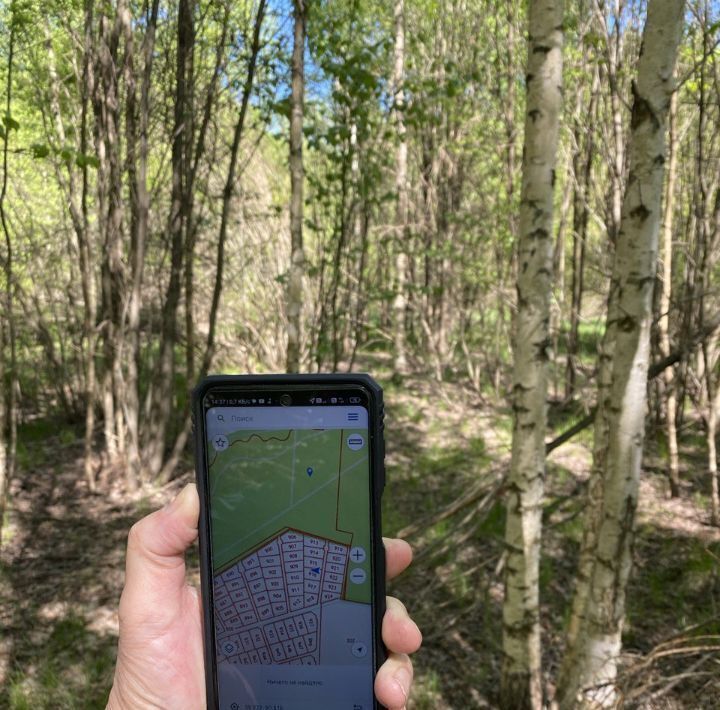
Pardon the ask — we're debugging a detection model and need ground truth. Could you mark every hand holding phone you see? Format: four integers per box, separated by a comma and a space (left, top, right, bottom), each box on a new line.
193, 374, 410, 709
106, 484, 420, 710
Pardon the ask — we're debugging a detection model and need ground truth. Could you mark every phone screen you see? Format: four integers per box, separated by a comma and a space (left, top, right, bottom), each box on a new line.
203, 392, 375, 710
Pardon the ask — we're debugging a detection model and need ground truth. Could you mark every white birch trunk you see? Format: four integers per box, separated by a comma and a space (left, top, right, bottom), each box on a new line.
659, 89, 680, 497
558, 2, 685, 707
501, 1, 564, 707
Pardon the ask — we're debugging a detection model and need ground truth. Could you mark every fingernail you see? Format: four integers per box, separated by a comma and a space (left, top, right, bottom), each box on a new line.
393, 667, 411, 704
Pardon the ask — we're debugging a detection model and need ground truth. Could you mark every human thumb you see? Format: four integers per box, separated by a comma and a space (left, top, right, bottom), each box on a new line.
119, 483, 199, 627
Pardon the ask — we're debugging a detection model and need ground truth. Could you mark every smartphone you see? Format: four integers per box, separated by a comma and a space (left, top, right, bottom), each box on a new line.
193, 374, 386, 710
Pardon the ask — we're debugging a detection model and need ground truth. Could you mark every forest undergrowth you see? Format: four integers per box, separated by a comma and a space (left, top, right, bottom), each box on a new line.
1, 357, 719, 709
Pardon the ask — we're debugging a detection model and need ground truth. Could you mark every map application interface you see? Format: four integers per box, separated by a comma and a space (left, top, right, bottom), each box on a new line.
206, 403, 375, 710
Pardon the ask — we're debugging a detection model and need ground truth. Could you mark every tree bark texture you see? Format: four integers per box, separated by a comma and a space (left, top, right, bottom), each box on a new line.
0, 5, 17, 543
157, 0, 267, 490
286, 0, 306, 373
392, 0, 409, 376
566, 64, 600, 399
145, 0, 194, 478
183, 2, 230, 387
94, 5, 128, 464
500, 1, 564, 708
198, 0, 267, 381
558, 2, 685, 707
79, 0, 99, 492
659, 88, 680, 497
124, 0, 159, 486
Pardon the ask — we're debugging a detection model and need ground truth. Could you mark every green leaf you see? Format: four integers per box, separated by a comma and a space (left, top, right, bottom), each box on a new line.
75, 153, 100, 169
272, 97, 291, 119
30, 143, 50, 159
2, 115, 20, 131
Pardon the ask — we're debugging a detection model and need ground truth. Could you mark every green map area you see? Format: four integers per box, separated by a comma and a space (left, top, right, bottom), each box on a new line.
208, 427, 371, 604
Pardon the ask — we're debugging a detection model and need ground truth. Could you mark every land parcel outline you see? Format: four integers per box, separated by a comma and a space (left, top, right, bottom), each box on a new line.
208, 427, 371, 604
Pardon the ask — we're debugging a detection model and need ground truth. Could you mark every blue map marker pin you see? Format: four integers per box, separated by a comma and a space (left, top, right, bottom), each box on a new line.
306, 467, 313, 477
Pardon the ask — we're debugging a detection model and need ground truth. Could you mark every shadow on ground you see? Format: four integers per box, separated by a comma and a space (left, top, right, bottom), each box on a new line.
3, 380, 719, 709
0, 429, 140, 709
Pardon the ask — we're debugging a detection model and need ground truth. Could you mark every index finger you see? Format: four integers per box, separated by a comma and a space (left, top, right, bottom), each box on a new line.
384, 537, 413, 580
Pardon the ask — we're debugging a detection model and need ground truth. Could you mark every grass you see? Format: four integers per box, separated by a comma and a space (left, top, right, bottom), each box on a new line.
4, 615, 116, 710
626, 530, 720, 646
15, 419, 77, 470
554, 317, 605, 360
3, 369, 720, 708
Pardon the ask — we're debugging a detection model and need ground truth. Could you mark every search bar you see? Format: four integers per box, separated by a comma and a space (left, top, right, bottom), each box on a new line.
207, 406, 368, 436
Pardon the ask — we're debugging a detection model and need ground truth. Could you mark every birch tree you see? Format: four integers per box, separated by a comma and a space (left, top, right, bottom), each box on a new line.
501, 1, 563, 707
659, 87, 680, 497
558, 2, 685, 706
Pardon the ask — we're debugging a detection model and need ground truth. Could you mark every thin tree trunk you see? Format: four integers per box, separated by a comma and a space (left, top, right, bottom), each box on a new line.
597, 0, 626, 247
695, 7, 718, 525
45, 7, 99, 486
145, 0, 194, 479
659, 88, 680, 497
80, 0, 98, 492
125, 0, 159, 487
552, 148, 573, 394
392, 0, 409, 375
197, 0, 267, 381
558, 3, 684, 706
500, 1, 564, 707
286, 0, 306, 373
0, 7, 17, 542
94, 4, 128, 467
709, 360, 720, 526
329, 135, 350, 371
184, 2, 230, 386
705, 334, 720, 526
490, 0, 519, 393
566, 67, 599, 399
122, 0, 138, 488
348, 203, 371, 371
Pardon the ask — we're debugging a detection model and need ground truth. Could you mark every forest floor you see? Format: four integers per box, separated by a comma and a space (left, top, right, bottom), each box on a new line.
1, 358, 720, 708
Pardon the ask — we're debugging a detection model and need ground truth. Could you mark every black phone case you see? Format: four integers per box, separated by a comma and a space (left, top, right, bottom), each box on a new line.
192, 373, 387, 710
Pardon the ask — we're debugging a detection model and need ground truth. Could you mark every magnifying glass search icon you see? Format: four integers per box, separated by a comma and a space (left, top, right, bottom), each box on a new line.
217, 414, 225, 421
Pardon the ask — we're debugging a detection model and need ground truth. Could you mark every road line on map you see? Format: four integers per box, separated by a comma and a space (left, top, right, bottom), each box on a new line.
210, 429, 328, 498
